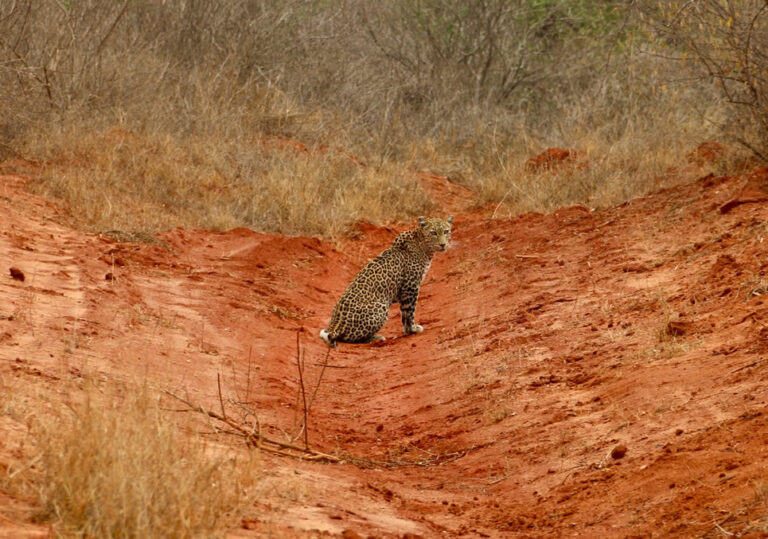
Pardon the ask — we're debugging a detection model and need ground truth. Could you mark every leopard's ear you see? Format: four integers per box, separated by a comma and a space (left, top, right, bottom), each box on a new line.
418, 216, 427, 228
447, 215, 454, 225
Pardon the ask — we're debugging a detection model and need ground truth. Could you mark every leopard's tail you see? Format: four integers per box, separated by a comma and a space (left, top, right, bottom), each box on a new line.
319, 328, 338, 348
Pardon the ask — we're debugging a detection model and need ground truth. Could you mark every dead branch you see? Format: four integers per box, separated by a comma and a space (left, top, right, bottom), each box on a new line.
307, 345, 331, 413
312, 363, 350, 368
730, 358, 764, 374
296, 330, 309, 449
292, 340, 332, 442
163, 388, 480, 469
162, 388, 341, 463
216, 372, 226, 421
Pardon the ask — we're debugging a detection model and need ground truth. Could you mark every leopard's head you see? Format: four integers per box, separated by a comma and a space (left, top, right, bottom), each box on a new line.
418, 215, 454, 253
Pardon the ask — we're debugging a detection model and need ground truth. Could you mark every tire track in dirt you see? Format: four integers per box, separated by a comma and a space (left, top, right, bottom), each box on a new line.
0, 175, 93, 373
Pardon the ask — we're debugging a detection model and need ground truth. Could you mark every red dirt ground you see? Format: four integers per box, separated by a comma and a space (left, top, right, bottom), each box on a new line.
2, 157, 768, 537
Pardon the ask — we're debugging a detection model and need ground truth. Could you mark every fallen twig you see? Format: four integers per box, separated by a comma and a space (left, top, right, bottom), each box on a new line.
165, 387, 481, 468
312, 363, 351, 368
296, 331, 309, 450
217, 372, 226, 421
163, 388, 341, 463
307, 346, 331, 413
730, 357, 764, 374
702, 511, 736, 538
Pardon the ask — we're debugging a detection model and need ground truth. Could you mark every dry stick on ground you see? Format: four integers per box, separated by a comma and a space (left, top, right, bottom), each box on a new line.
307, 346, 331, 413
292, 336, 332, 444
230, 399, 262, 451
163, 389, 341, 463
166, 339, 475, 468
217, 372, 227, 421
228, 345, 255, 407
245, 345, 253, 403
163, 388, 479, 469
313, 363, 350, 368
289, 332, 306, 443
296, 330, 309, 450
730, 357, 764, 374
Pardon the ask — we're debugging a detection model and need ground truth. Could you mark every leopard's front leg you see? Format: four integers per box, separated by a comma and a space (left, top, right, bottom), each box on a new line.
399, 283, 423, 335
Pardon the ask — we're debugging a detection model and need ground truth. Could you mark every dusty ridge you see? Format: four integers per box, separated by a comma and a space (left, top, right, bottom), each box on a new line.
2, 168, 768, 536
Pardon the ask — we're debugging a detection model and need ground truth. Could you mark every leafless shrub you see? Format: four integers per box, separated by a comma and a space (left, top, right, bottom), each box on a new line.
648, 0, 768, 161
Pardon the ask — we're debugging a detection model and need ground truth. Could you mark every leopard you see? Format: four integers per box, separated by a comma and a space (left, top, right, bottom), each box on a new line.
319, 215, 454, 348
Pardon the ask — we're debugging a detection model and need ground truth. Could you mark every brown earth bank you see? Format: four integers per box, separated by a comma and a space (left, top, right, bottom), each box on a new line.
1, 160, 768, 537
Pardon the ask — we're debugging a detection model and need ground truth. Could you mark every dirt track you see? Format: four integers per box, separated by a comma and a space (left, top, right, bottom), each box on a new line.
2, 161, 768, 537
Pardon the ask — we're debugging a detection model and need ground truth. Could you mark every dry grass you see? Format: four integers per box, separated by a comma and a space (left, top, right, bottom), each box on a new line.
21, 130, 432, 237
3, 380, 254, 538
410, 52, 728, 215
0, 1, 744, 237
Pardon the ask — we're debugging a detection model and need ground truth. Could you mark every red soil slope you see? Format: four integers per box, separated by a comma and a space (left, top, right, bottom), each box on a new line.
2, 162, 768, 537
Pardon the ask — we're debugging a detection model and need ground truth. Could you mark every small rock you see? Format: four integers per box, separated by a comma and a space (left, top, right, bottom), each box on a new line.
687, 141, 725, 165
105, 272, 116, 281
610, 444, 628, 459
341, 530, 362, 539
240, 518, 259, 530
525, 147, 587, 173
9, 267, 24, 281
666, 320, 693, 337
675, 428, 684, 436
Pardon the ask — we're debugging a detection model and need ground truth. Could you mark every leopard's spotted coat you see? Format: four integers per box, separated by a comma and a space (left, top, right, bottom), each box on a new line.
319, 216, 454, 347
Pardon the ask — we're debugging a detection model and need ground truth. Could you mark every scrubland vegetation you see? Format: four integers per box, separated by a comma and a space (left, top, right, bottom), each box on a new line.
1, 381, 253, 537
1, 1, 765, 237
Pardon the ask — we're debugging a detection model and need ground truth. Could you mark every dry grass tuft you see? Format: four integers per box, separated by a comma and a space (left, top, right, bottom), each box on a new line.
6, 381, 254, 538
23, 130, 432, 238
